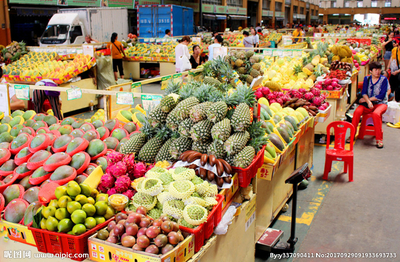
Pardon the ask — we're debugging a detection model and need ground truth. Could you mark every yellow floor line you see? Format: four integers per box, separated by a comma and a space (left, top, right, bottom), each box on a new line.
278, 181, 331, 226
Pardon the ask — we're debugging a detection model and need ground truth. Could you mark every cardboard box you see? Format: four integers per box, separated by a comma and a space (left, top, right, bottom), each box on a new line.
219, 173, 239, 210
320, 86, 346, 99
257, 155, 280, 181
89, 233, 194, 262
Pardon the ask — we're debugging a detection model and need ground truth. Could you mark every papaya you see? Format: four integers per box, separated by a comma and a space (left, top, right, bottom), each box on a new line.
267, 133, 285, 151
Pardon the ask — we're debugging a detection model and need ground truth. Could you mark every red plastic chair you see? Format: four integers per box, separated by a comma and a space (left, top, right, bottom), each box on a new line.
358, 113, 382, 139
323, 121, 356, 182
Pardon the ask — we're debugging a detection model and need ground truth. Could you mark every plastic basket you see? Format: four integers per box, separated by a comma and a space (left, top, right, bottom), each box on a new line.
179, 194, 223, 253
29, 218, 112, 261
232, 145, 266, 188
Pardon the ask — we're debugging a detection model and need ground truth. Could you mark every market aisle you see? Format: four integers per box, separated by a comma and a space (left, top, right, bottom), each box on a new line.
292, 125, 400, 262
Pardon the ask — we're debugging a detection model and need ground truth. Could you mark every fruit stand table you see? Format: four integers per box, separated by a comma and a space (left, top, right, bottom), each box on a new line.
123, 61, 176, 80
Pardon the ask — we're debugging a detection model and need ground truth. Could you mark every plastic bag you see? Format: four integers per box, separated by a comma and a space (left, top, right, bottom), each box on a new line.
96, 55, 115, 91
214, 206, 237, 235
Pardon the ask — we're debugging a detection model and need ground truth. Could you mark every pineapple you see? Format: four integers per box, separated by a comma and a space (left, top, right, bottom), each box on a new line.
235, 59, 244, 67
293, 64, 303, 75
164, 79, 181, 96
189, 102, 212, 123
119, 133, 146, 155
169, 136, 193, 160
246, 50, 254, 58
155, 137, 175, 162
206, 101, 228, 123
138, 125, 170, 162
192, 83, 215, 103
211, 118, 231, 142
252, 63, 261, 71
233, 146, 255, 168
178, 118, 195, 137
148, 104, 169, 127
250, 69, 260, 78
224, 131, 250, 156
227, 84, 256, 107
175, 97, 199, 120
191, 120, 213, 142
207, 141, 227, 159
166, 108, 180, 131
225, 155, 235, 166
192, 140, 211, 154
248, 136, 268, 153
178, 82, 200, 100
160, 94, 179, 113
203, 76, 221, 88
231, 103, 251, 132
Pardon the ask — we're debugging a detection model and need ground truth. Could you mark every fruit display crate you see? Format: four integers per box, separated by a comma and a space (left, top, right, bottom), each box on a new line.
28, 218, 112, 261
0, 217, 36, 246
219, 173, 239, 211
233, 145, 266, 188
179, 194, 224, 253
88, 232, 194, 262
317, 104, 332, 123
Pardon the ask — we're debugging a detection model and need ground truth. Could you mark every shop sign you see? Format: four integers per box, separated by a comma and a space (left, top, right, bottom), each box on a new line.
138, 0, 160, 4
107, 0, 134, 8
165, 1, 199, 12
65, 0, 100, 6
9, 0, 133, 7
9, 0, 57, 5
227, 6, 238, 15
202, 4, 214, 13
262, 10, 272, 17
161, 75, 171, 90
237, 7, 246, 15
216, 5, 227, 14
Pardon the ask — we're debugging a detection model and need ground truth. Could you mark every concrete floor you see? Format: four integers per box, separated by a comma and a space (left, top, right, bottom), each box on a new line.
256, 124, 400, 261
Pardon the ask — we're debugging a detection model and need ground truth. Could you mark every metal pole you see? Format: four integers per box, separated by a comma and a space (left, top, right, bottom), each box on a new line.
289, 184, 297, 249
200, 0, 203, 27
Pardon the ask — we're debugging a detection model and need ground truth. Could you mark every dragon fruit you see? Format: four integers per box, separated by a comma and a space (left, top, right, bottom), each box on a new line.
123, 153, 135, 172
115, 175, 131, 193
98, 173, 115, 189
312, 96, 324, 107
275, 91, 284, 98
107, 188, 118, 196
107, 161, 127, 178
292, 91, 303, 99
133, 162, 147, 178
255, 90, 263, 99
282, 95, 291, 103
267, 93, 276, 101
97, 183, 109, 193
310, 88, 321, 97
123, 189, 136, 199
276, 98, 283, 105
298, 88, 307, 94
261, 87, 270, 96
269, 99, 277, 104
304, 92, 314, 101
107, 151, 124, 166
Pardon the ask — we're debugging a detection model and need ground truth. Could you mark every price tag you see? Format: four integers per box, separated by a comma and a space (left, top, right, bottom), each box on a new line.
273, 49, 283, 57
141, 94, 163, 111
161, 75, 172, 90
66, 86, 82, 101
263, 49, 273, 57
82, 44, 95, 57
293, 50, 302, 57
116, 92, 134, 105
14, 85, 30, 100
173, 73, 182, 84
213, 47, 228, 58
131, 82, 142, 90
282, 49, 292, 57
192, 37, 201, 44
314, 33, 322, 38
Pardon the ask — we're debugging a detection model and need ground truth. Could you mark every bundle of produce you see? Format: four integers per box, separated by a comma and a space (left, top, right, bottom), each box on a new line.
330, 44, 353, 64
0, 41, 27, 64
118, 79, 264, 171
95, 210, 186, 255
329, 60, 352, 72
315, 77, 344, 91
125, 166, 220, 230
28, 181, 115, 235
221, 33, 245, 47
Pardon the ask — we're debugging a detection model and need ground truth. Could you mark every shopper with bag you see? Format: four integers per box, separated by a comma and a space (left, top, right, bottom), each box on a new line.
208, 35, 223, 61
107, 32, 126, 81
389, 39, 400, 101
175, 36, 191, 72
352, 62, 388, 149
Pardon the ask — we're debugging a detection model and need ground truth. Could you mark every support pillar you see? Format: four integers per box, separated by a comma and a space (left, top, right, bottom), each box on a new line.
257, 0, 263, 25
0, 0, 11, 46
323, 14, 328, 24
243, 0, 248, 28
271, 0, 275, 28
222, 0, 227, 31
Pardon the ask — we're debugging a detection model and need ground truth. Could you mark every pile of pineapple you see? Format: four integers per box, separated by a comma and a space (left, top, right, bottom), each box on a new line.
223, 50, 265, 85
119, 80, 266, 169
0, 41, 27, 63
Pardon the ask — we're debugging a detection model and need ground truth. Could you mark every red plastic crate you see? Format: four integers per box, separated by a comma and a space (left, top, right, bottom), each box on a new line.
29, 218, 112, 261
233, 145, 266, 188
180, 194, 223, 253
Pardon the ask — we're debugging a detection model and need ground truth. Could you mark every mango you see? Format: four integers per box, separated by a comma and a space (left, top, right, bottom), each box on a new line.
104, 137, 119, 150
19, 127, 34, 135
10, 124, 23, 137
123, 122, 137, 134
10, 133, 29, 149
32, 121, 46, 131
11, 110, 24, 118
53, 134, 73, 149
0, 124, 11, 134
4, 198, 28, 223
1, 115, 12, 124
31, 167, 49, 179
58, 125, 73, 135
50, 165, 76, 182
0, 132, 13, 143
75, 175, 87, 184
23, 201, 43, 226
80, 123, 94, 132
23, 119, 36, 127
83, 130, 98, 142
15, 163, 30, 175
71, 120, 84, 129
17, 147, 31, 158
43, 115, 58, 126
45, 152, 71, 165
66, 137, 88, 154
9, 116, 23, 127
22, 110, 36, 121
87, 139, 105, 157
96, 127, 107, 139
29, 150, 51, 163
61, 117, 75, 126
23, 187, 40, 203
71, 129, 85, 138
95, 157, 108, 172
19, 176, 34, 190
49, 124, 61, 131
92, 120, 104, 129
33, 113, 46, 121
70, 152, 88, 171
3, 184, 24, 205
30, 134, 47, 149
104, 119, 117, 132
1, 159, 16, 172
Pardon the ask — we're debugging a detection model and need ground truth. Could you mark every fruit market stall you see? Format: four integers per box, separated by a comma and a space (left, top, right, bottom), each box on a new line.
0, 46, 336, 262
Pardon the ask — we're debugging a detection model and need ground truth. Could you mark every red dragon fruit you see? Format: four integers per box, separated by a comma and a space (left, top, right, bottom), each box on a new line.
107, 151, 124, 166
123, 189, 136, 199
133, 162, 147, 178
269, 99, 277, 104
107, 188, 118, 196
97, 183, 108, 193
98, 173, 115, 190
261, 87, 270, 96
276, 98, 283, 105
304, 92, 314, 101
310, 88, 321, 97
298, 88, 307, 94
282, 94, 291, 103
312, 96, 324, 107
123, 153, 135, 172
255, 90, 263, 99
292, 90, 303, 99
107, 161, 127, 178
267, 93, 276, 101
115, 175, 131, 193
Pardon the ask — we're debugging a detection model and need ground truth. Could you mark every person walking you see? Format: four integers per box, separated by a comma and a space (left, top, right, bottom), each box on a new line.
107, 32, 126, 81
382, 31, 394, 70
175, 36, 191, 72
243, 31, 254, 49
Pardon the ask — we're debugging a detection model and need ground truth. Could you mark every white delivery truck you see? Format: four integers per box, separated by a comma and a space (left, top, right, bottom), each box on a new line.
39, 7, 128, 46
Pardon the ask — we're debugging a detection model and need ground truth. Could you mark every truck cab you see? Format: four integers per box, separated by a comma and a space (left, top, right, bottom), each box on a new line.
40, 13, 86, 46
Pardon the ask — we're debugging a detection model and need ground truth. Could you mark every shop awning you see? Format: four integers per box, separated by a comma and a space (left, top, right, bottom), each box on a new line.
216, 15, 227, 20
229, 15, 248, 20
203, 14, 216, 20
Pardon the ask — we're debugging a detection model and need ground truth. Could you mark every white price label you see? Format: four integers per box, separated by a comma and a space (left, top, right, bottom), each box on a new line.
14, 85, 30, 100
141, 94, 163, 111
116, 92, 134, 105
263, 49, 273, 57
66, 86, 82, 100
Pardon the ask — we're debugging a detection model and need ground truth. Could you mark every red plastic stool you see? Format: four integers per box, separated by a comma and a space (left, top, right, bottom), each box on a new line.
358, 113, 382, 139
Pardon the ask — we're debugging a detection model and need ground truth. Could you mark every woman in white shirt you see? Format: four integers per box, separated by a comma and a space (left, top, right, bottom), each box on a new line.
251, 28, 259, 49
208, 35, 223, 61
175, 36, 191, 73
